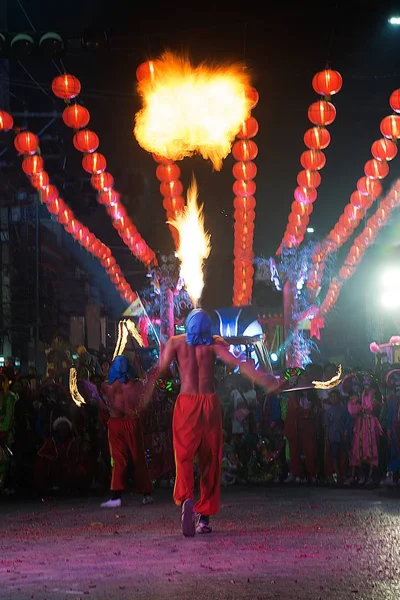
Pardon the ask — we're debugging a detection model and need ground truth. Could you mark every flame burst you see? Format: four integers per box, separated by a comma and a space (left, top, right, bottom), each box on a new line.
134, 52, 253, 170
168, 177, 211, 307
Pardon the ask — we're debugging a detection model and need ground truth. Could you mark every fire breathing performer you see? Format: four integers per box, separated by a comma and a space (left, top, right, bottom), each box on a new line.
101, 355, 153, 508
151, 308, 278, 536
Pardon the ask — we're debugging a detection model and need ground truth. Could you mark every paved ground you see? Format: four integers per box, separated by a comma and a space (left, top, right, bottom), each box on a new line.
1, 485, 400, 600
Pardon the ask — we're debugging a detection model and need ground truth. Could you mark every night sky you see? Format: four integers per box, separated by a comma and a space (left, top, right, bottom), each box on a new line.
4, 0, 400, 361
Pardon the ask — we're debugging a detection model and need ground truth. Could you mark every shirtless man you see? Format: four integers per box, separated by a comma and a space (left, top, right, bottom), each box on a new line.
152, 308, 278, 536
100, 355, 153, 508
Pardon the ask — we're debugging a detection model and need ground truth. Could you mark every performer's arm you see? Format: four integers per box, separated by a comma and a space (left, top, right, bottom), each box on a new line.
142, 338, 176, 406
213, 342, 278, 393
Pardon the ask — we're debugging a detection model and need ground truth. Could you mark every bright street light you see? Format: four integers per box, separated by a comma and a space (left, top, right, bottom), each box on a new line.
270, 352, 279, 363
306, 227, 315, 233
389, 16, 400, 25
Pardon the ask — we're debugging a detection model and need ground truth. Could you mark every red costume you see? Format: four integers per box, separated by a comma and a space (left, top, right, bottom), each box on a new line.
284, 391, 318, 479
172, 393, 222, 516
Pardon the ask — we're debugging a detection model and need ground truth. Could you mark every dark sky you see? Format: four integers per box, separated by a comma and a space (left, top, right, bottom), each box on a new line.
4, 0, 400, 334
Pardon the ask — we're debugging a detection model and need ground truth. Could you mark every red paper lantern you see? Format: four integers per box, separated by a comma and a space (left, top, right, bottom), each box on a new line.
73, 129, 99, 153
350, 190, 370, 209
152, 153, 172, 164
0, 111, 13, 132
288, 213, 302, 227
91, 172, 114, 191
31, 171, 49, 189
233, 196, 256, 211
380, 115, 400, 139
233, 179, 256, 197
160, 180, 183, 198
14, 131, 39, 155
357, 176, 382, 198
390, 89, 400, 113
237, 117, 259, 139
303, 127, 331, 150
156, 163, 181, 182
163, 196, 185, 212
312, 69, 343, 96
136, 60, 158, 82
371, 138, 397, 162
62, 104, 90, 129
232, 161, 257, 180
58, 207, 73, 225
99, 189, 120, 206
46, 198, 61, 215
344, 204, 362, 221
364, 159, 389, 180
297, 169, 321, 188
41, 185, 58, 204
51, 74, 81, 100
22, 155, 44, 176
291, 200, 312, 216
232, 140, 258, 161
82, 152, 107, 175
300, 149, 326, 170
245, 86, 259, 109
294, 186, 317, 205
308, 101, 336, 126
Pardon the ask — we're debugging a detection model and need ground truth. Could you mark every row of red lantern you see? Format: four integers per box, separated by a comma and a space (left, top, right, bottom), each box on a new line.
51, 73, 157, 268
278, 69, 342, 253
308, 90, 400, 294
6, 125, 138, 305
232, 99, 259, 307
319, 181, 400, 316
154, 155, 184, 248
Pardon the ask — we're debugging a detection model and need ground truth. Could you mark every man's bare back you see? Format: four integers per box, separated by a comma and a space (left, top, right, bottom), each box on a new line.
159, 334, 277, 396
102, 379, 143, 418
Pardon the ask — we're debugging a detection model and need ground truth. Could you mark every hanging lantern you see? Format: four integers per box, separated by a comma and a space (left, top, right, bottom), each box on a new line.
73, 129, 99, 153
364, 159, 389, 179
156, 163, 181, 182
344, 204, 362, 221
371, 138, 397, 162
0, 111, 13, 132
82, 152, 107, 174
312, 69, 343, 96
22, 154, 44, 176
14, 131, 39, 155
232, 161, 257, 180
91, 172, 114, 191
380, 115, 400, 139
237, 117, 259, 139
41, 185, 59, 204
297, 169, 321, 188
51, 74, 81, 100
357, 176, 382, 198
300, 149, 326, 170
46, 198, 61, 215
152, 153, 173, 165
232, 140, 258, 161
245, 86, 259, 109
160, 180, 183, 198
233, 179, 256, 198
294, 186, 317, 205
163, 196, 185, 212
233, 196, 256, 211
303, 127, 331, 150
136, 60, 158, 82
30, 171, 49, 189
62, 104, 90, 129
307, 101, 336, 126
291, 200, 312, 216
98, 189, 120, 206
390, 89, 400, 113
350, 190, 369, 208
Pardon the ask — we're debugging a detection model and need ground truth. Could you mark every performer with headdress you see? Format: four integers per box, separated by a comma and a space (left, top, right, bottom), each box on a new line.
346, 372, 382, 485
100, 355, 153, 508
150, 308, 278, 537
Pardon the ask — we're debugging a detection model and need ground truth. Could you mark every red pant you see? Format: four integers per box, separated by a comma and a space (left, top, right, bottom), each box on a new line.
108, 417, 152, 494
172, 393, 222, 516
288, 419, 317, 478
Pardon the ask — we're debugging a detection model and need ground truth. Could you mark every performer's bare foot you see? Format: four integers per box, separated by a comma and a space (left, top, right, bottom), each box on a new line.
101, 498, 122, 508
181, 499, 195, 537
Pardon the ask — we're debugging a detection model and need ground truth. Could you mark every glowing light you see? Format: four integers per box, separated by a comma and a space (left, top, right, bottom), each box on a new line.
312, 365, 343, 390
389, 16, 400, 25
271, 352, 279, 363
381, 293, 400, 309
307, 227, 315, 233
69, 368, 85, 406
168, 176, 211, 307
134, 52, 253, 170
113, 319, 143, 361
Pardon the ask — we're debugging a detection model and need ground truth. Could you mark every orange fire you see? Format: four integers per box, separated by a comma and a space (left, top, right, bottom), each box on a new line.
134, 52, 253, 170
168, 176, 211, 307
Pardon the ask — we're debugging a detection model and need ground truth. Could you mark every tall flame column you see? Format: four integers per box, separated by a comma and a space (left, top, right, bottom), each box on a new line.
232, 90, 259, 306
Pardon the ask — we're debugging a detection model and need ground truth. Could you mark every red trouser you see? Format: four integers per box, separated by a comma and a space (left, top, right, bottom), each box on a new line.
108, 417, 152, 494
172, 393, 222, 516
288, 419, 318, 478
